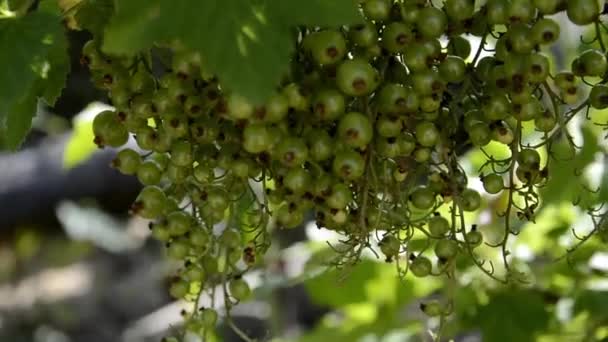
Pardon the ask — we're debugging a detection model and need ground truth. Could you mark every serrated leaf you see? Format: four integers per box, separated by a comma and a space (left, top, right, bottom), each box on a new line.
0, 7, 69, 149
4, 91, 38, 150
42, 27, 70, 105
74, 0, 114, 36
103, 0, 362, 103
478, 290, 550, 342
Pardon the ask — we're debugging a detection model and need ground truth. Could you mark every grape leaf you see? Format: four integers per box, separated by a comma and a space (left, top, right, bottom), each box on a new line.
0, 7, 69, 149
477, 290, 550, 342
103, 0, 362, 103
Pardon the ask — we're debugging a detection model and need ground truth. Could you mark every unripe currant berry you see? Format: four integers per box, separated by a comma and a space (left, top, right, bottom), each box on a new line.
226, 93, 254, 120
338, 112, 373, 148
132, 186, 167, 219
377, 83, 418, 114
167, 211, 193, 236
410, 186, 436, 210
333, 149, 365, 180
276, 137, 309, 168
112, 148, 141, 175
460, 188, 481, 211
382, 22, 413, 53
169, 279, 189, 298
349, 22, 378, 48
466, 227, 484, 247
137, 160, 163, 185
410, 255, 432, 277
304, 30, 347, 66
336, 59, 380, 97
439, 56, 466, 83
228, 278, 251, 301
243, 123, 273, 154
326, 182, 353, 209
416, 7, 446, 39
531, 18, 560, 45
93, 110, 129, 148
362, 0, 391, 21
415, 121, 440, 147
445, 0, 475, 21
535, 110, 557, 132
420, 300, 443, 317
201, 308, 218, 328
434, 239, 459, 260
590, 84, 608, 110
429, 215, 450, 237
312, 88, 345, 121
567, 0, 599, 26
482, 173, 504, 194
379, 235, 400, 260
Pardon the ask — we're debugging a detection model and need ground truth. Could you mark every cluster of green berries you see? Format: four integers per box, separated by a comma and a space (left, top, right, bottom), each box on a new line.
85, 0, 608, 335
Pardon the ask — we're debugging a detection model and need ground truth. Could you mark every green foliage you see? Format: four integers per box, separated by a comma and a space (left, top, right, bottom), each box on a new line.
0, 3, 69, 149
74, 0, 114, 36
103, 0, 362, 102
306, 259, 397, 307
477, 290, 550, 342
301, 258, 439, 341
4, 1, 608, 342
540, 126, 600, 208
574, 290, 608, 319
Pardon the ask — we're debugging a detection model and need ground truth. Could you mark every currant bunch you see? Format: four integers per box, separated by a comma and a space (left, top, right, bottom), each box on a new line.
84, 0, 608, 338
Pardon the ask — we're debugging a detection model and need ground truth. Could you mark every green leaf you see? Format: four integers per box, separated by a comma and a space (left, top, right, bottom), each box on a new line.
4, 91, 38, 150
305, 260, 377, 307
42, 27, 70, 105
477, 290, 550, 342
36, 1, 70, 106
574, 290, 608, 319
0, 7, 69, 149
103, 0, 362, 103
74, 0, 114, 36
275, 0, 362, 27
540, 127, 600, 209
305, 260, 388, 307
304, 258, 436, 308
102, 0, 162, 54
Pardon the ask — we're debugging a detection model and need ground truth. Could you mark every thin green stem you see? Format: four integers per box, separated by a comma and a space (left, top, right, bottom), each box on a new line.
596, 21, 606, 52
221, 252, 257, 342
